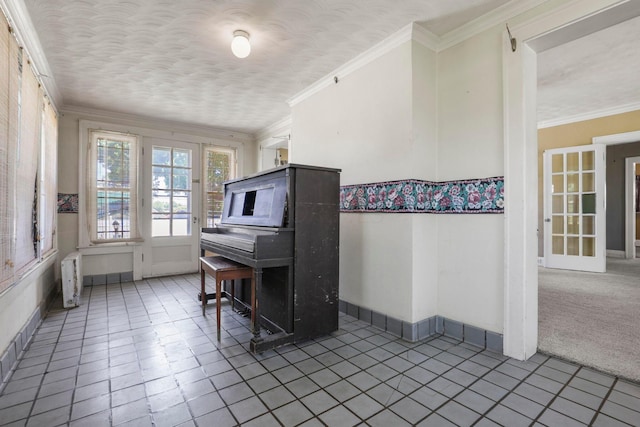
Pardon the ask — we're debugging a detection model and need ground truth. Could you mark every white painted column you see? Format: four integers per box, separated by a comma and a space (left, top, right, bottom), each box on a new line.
503, 37, 538, 360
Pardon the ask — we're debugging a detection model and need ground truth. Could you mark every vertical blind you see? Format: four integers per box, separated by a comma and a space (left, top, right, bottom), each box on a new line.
0, 11, 59, 293
0, 16, 19, 292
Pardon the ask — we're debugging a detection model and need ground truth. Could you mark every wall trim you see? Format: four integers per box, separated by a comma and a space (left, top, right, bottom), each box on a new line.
438, 0, 548, 52
287, 23, 420, 107
539, 102, 640, 129
63, 105, 255, 145
340, 177, 504, 214
592, 129, 640, 145
83, 271, 134, 286
606, 249, 625, 259
339, 300, 504, 354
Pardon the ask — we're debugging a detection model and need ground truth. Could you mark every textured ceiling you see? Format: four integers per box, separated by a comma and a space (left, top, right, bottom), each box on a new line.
537, 15, 640, 126
23, 0, 509, 134
22, 0, 637, 135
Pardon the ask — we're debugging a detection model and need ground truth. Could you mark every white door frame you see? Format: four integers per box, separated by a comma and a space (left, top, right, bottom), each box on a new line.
593, 130, 640, 259
142, 138, 201, 278
503, 0, 630, 360
625, 156, 640, 258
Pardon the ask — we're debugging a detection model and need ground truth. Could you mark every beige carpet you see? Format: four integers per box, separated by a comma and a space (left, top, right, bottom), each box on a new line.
538, 258, 640, 382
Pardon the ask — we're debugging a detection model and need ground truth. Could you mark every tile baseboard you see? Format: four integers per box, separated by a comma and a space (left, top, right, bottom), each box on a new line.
1, 280, 63, 391
82, 271, 134, 286
338, 299, 503, 354
0, 307, 42, 390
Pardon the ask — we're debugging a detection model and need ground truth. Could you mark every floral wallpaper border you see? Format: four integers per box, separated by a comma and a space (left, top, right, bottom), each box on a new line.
58, 193, 79, 213
340, 177, 504, 214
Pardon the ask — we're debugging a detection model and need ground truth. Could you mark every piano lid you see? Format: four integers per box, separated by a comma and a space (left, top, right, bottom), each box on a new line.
220, 168, 287, 227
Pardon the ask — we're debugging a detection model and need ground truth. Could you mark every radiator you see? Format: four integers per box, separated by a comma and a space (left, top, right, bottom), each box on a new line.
61, 251, 82, 308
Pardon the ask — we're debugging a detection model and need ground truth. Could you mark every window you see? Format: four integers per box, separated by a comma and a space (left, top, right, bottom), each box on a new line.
151, 146, 193, 237
0, 16, 19, 291
40, 100, 58, 255
0, 15, 59, 292
203, 147, 236, 226
86, 130, 141, 243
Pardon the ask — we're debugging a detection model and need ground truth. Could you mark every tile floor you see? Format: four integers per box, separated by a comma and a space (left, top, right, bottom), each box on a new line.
1, 274, 639, 427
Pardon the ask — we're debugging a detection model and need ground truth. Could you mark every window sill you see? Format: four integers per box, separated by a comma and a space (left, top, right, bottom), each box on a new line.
77, 242, 142, 255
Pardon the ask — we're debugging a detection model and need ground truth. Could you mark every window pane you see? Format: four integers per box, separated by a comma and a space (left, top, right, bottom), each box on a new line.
552, 175, 563, 194
552, 216, 564, 234
152, 190, 171, 214
173, 192, 190, 214
173, 149, 190, 167
153, 147, 171, 165
566, 194, 579, 214
552, 195, 563, 214
91, 131, 138, 242
583, 237, 595, 257
567, 216, 579, 235
582, 193, 596, 214
552, 236, 564, 255
566, 173, 579, 193
152, 214, 171, 237
153, 166, 171, 189
173, 168, 190, 190
552, 154, 563, 173
567, 237, 579, 256
173, 217, 190, 236
582, 151, 594, 171
205, 148, 234, 226
566, 152, 579, 172
583, 172, 594, 192
583, 216, 595, 235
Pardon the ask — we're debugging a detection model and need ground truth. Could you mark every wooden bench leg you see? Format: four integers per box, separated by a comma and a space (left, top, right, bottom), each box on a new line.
200, 265, 206, 316
216, 277, 222, 340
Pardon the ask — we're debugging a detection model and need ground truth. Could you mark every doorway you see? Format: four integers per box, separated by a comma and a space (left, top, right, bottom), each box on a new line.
626, 155, 640, 258
141, 138, 201, 277
503, 0, 640, 360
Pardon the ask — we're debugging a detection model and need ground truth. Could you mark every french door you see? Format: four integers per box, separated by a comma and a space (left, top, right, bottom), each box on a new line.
543, 144, 606, 272
142, 138, 200, 277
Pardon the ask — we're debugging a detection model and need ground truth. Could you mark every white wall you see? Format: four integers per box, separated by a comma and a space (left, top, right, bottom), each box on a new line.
292, 38, 440, 323
0, 257, 56, 357
291, 26, 505, 332
57, 109, 258, 276
292, 43, 413, 185
436, 27, 505, 333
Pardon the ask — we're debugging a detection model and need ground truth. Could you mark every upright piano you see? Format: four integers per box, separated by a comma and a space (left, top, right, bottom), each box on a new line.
200, 164, 341, 353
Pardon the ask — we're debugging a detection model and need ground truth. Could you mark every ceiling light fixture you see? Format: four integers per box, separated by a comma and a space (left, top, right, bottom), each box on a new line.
231, 30, 251, 58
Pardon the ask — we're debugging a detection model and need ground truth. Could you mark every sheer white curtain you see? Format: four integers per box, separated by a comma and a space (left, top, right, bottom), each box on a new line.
86, 130, 141, 243
14, 58, 42, 276
41, 100, 57, 255
0, 20, 19, 292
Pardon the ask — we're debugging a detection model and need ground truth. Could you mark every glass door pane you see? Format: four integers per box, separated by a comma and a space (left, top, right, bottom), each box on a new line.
151, 146, 192, 237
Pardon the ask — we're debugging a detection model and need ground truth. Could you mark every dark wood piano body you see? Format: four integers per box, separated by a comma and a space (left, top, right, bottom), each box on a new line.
200, 164, 341, 353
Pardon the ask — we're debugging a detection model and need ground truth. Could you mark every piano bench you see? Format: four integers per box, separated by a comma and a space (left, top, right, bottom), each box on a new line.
199, 256, 255, 337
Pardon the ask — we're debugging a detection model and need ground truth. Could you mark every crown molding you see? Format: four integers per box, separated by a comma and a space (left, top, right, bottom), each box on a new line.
256, 116, 292, 144
62, 105, 255, 144
287, 0, 550, 107
0, 0, 62, 109
437, 0, 549, 51
412, 23, 441, 51
288, 23, 432, 107
538, 102, 640, 129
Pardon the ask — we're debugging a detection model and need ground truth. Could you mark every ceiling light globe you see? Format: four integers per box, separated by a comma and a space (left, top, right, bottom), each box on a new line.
231, 30, 251, 58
